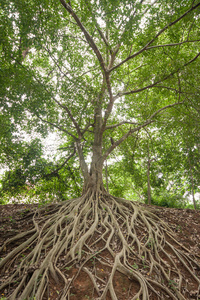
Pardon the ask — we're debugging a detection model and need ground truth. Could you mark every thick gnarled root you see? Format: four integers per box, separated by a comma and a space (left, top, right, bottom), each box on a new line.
0, 192, 200, 299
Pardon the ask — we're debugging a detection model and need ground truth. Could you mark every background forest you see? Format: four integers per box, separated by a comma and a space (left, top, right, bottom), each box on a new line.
0, 125, 200, 209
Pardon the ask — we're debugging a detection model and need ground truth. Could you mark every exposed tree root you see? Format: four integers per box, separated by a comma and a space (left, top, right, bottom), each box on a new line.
0, 191, 200, 299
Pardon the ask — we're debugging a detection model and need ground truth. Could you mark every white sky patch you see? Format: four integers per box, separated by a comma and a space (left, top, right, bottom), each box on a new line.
86, 154, 92, 164
42, 131, 65, 161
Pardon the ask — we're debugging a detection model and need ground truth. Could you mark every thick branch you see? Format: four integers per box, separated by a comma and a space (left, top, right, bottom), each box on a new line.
84, 0, 112, 54
60, 0, 107, 73
102, 102, 184, 162
43, 146, 76, 178
76, 141, 89, 181
61, 103, 82, 137
36, 114, 78, 140
60, 0, 116, 135
109, 2, 200, 72
11, 55, 83, 139
102, 120, 154, 162
105, 121, 138, 130
117, 51, 200, 97
153, 85, 194, 94
146, 39, 200, 50
101, 80, 115, 132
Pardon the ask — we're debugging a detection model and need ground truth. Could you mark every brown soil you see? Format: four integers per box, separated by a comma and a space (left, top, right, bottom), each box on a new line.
0, 203, 200, 299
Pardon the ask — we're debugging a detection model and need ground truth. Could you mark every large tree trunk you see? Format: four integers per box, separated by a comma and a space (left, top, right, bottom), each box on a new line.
82, 162, 105, 194
147, 142, 151, 205
147, 161, 151, 205
76, 100, 106, 194
81, 81, 106, 194
82, 141, 106, 194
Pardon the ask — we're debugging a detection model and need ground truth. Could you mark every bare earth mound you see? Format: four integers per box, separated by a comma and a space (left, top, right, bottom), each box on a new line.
0, 195, 200, 300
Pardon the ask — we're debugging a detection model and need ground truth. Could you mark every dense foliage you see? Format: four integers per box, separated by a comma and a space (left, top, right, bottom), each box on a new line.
0, 0, 200, 207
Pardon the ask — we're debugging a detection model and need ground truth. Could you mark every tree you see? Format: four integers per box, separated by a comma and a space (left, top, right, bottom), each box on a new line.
0, 138, 82, 203
0, 0, 200, 299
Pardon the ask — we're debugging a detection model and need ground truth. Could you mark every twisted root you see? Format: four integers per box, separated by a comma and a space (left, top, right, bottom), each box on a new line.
0, 191, 200, 299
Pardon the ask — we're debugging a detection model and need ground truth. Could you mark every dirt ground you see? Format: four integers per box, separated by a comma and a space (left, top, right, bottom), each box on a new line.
0, 202, 200, 299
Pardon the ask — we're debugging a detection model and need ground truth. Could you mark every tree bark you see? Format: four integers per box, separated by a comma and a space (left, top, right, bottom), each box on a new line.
80, 82, 107, 194
105, 160, 109, 192
147, 142, 151, 205
187, 150, 197, 210
147, 161, 151, 205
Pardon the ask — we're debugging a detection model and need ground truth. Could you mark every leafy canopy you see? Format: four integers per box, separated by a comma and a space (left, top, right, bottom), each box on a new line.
0, 0, 200, 201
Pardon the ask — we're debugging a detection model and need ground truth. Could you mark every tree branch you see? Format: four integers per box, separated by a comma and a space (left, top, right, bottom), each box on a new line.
43, 146, 76, 178
60, 0, 116, 135
184, 51, 200, 66
145, 39, 200, 50
109, 2, 200, 73
42, 45, 71, 78
36, 114, 78, 140
60, 0, 107, 73
117, 51, 200, 97
11, 53, 84, 139
153, 85, 194, 94
102, 48, 199, 132
146, 101, 184, 120
102, 120, 154, 162
75, 141, 89, 181
57, 101, 82, 137
105, 121, 138, 130
84, 0, 112, 54
101, 102, 184, 162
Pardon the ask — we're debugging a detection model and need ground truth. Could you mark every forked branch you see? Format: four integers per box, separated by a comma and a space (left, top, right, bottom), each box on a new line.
35, 114, 78, 140
102, 102, 184, 162
117, 52, 200, 97
60, 0, 107, 73
43, 146, 76, 179
109, 2, 200, 73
